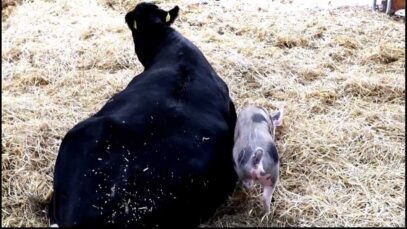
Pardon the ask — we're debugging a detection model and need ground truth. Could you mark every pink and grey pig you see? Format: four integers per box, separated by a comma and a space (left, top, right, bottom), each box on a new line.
233, 106, 283, 213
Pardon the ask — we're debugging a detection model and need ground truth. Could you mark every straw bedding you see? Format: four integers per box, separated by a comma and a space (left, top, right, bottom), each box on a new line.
2, 0, 405, 227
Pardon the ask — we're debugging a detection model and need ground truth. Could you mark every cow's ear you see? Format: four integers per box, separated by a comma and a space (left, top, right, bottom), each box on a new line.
165, 6, 179, 25
125, 11, 136, 31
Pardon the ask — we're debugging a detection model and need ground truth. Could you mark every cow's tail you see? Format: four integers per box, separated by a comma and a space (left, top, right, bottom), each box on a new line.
47, 188, 57, 226
45, 188, 53, 202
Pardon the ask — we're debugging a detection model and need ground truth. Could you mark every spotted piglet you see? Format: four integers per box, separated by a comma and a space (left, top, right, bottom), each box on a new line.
233, 106, 283, 213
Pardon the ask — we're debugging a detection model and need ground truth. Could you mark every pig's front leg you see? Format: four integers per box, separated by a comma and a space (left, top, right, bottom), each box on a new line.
262, 185, 276, 213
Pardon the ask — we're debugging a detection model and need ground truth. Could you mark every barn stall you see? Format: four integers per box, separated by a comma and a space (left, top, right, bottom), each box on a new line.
2, 0, 404, 227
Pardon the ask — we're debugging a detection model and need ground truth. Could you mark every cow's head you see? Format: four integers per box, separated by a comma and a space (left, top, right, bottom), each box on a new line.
125, 2, 179, 32
125, 2, 179, 67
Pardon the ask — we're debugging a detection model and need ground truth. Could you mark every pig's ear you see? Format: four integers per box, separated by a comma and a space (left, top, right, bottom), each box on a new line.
271, 109, 283, 127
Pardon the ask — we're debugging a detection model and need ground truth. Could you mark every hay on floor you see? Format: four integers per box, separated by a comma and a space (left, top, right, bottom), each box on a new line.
2, 0, 405, 227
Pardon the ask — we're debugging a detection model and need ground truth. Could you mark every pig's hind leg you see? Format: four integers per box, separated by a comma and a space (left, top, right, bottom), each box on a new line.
262, 184, 276, 213
262, 172, 279, 213
243, 179, 254, 190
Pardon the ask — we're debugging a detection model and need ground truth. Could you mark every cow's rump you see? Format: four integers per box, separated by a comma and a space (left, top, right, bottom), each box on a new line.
49, 68, 236, 227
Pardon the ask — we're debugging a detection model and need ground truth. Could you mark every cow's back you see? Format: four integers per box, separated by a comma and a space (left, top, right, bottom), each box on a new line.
50, 58, 237, 226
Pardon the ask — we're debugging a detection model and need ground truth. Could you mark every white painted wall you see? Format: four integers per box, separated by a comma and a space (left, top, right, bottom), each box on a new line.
291, 0, 372, 9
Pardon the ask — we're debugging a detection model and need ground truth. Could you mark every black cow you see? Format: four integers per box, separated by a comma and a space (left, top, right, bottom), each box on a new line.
48, 2, 237, 227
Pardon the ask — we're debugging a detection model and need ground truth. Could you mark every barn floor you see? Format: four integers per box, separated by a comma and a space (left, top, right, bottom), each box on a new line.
2, 0, 405, 227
